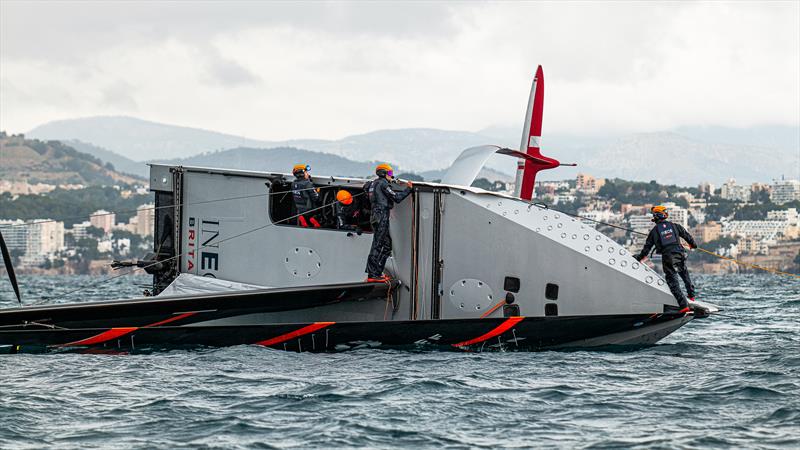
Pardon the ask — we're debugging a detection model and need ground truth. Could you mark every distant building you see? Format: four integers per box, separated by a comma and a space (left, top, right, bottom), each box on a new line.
578, 209, 622, 227
767, 208, 799, 224
0, 220, 28, 253
27, 220, 65, 257
90, 210, 115, 234
69, 221, 93, 240
554, 193, 576, 205
576, 173, 606, 194
720, 178, 751, 202
136, 204, 155, 237
770, 180, 800, 205
662, 202, 689, 228
628, 215, 653, 232
694, 222, 722, 243
698, 182, 715, 196
723, 220, 788, 240
737, 236, 772, 255
0, 219, 64, 265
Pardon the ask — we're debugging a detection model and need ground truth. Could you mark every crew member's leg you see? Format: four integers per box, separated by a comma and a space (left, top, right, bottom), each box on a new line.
366, 211, 389, 278
376, 219, 393, 277
661, 252, 688, 308
674, 253, 695, 299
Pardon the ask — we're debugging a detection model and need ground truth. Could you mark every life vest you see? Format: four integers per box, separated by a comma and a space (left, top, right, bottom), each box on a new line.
657, 221, 679, 247
292, 179, 313, 212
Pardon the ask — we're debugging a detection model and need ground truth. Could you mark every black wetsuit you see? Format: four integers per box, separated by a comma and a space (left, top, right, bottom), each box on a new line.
365, 177, 411, 278
291, 177, 320, 226
635, 220, 697, 307
335, 201, 360, 231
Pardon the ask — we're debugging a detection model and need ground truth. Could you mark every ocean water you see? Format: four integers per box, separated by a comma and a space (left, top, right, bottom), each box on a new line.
0, 274, 798, 449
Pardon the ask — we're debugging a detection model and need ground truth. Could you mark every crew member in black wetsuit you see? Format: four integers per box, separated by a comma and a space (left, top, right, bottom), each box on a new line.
634, 205, 697, 313
291, 164, 321, 227
335, 189, 360, 231
365, 163, 412, 282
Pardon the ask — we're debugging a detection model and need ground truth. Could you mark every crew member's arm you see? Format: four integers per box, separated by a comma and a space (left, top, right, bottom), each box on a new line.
675, 224, 698, 249
381, 180, 413, 203
309, 180, 321, 203
634, 229, 656, 261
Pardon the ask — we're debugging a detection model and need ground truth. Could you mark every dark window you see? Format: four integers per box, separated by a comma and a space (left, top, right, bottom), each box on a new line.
268, 180, 371, 232
545, 283, 559, 300
504, 276, 520, 293
545, 303, 558, 316
503, 304, 520, 317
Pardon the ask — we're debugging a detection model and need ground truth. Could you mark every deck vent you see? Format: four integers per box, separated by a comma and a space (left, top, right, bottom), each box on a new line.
545, 303, 558, 316
504, 277, 520, 293
545, 283, 559, 300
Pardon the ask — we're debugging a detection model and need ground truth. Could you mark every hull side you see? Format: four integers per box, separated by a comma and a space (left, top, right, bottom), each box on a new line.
0, 313, 692, 352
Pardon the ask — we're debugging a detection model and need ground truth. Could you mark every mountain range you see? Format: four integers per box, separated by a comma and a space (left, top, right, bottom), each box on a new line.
25, 116, 800, 186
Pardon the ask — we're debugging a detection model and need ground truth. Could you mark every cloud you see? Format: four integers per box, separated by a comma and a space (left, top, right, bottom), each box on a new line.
1, 1, 798, 140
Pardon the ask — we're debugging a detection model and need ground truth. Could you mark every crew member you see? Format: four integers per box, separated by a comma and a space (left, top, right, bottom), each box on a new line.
335, 189, 361, 231
291, 164, 321, 227
634, 205, 697, 312
365, 163, 412, 282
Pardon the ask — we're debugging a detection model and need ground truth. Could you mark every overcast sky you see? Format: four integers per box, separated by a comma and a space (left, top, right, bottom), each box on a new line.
1, 1, 798, 140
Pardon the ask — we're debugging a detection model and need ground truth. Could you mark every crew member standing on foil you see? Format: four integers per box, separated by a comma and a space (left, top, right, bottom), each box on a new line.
365, 163, 412, 282
634, 205, 698, 313
291, 164, 321, 227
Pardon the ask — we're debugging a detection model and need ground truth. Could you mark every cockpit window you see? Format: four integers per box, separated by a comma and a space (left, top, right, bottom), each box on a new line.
268, 178, 372, 232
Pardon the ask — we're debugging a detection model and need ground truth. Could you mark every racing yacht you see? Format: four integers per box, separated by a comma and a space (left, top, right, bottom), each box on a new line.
0, 66, 717, 352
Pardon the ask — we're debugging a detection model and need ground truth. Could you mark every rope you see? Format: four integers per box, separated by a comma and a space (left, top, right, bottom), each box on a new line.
3, 187, 321, 228
694, 247, 800, 279
47, 193, 365, 302
527, 201, 800, 280
479, 300, 506, 319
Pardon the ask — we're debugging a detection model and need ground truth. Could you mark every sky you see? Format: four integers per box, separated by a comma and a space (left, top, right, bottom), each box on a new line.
1, 1, 798, 141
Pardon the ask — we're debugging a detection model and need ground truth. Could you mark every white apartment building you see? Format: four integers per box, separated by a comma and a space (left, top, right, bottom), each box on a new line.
661, 202, 689, 228
723, 220, 788, 239
90, 210, 115, 234
767, 208, 799, 224
770, 180, 800, 205
69, 221, 93, 240
720, 178, 751, 203
0, 220, 27, 253
628, 215, 653, 232
0, 219, 64, 264
136, 204, 155, 237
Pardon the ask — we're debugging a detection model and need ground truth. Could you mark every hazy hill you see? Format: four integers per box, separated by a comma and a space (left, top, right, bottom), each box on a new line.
0, 133, 143, 186
152, 147, 388, 179
580, 132, 794, 186
28, 116, 267, 161
28, 116, 498, 173
65, 139, 149, 178
27, 115, 800, 185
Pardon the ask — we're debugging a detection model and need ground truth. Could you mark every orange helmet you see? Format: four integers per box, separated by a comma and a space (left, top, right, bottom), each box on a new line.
651, 205, 669, 220
292, 164, 309, 175
376, 163, 393, 177
336, 190, 353, 205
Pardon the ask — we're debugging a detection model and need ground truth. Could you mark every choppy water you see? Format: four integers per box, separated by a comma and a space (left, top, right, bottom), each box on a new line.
0, 274, 798, 448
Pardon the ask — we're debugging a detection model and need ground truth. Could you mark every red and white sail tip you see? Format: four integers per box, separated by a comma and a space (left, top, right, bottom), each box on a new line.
513, 65, 568, 201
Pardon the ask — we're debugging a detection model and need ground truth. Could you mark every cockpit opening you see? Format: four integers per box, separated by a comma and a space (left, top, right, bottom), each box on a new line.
268, 178, 372, 232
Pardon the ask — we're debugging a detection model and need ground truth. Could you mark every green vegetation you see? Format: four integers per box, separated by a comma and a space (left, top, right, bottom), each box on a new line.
0, 186, 153, 226
1, 133, 144, 186
598, 179, 697, 206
